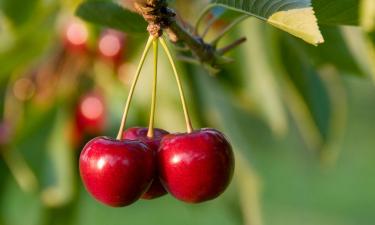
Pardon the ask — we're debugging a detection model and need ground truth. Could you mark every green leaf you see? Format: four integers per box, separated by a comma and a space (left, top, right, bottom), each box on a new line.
76, 1, 147, 34
297, 26, 364, 76
0, 0, 39, 26
41, 108, 75, 207
239, 19, 288, 136
312, 0, 359, 26
341, 27, 375, 81
360, 0, 375, 31
274, 31, 347, 159
210, 0, 324, 45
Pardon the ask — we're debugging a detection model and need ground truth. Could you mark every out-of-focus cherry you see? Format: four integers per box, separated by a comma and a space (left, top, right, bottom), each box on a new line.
62, 20, 89, 53
72, 91, 106, 147
98, 30, 126, 66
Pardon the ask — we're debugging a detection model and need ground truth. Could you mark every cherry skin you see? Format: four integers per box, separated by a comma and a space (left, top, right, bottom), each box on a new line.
123, 127, 169, 199
79, 137, 154, 207
158, 128, 234, 203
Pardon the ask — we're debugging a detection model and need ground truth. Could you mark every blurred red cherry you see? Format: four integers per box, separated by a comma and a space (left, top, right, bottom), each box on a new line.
75, 91, 106, 137
98, 30, 126, 66
62, 20, 89, 53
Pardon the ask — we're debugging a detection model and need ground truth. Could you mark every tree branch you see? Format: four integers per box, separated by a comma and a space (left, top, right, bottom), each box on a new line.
135, 0, 243, 70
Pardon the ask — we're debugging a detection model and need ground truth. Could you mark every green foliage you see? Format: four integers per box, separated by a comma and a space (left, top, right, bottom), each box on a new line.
312, 0, 359, 25
209, 0, 323, 45
0, 0, 39, 26
76, 1, 147, 34
1, 1, 375, 225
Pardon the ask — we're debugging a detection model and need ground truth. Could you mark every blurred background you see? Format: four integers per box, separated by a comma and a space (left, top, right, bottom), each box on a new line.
0, 0, 374, 225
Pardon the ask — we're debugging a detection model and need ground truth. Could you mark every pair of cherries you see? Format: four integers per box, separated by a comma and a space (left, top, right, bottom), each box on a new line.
79, 127, 234, 207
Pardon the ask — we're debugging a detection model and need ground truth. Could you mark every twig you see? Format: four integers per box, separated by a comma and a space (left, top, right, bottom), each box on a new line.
218, 37, 247, 55
135, 0, 246, 70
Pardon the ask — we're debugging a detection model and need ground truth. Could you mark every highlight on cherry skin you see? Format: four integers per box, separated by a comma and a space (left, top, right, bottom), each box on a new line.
158, 128, 235, 203
123, 127, 169, 199
79, 136, 154, 207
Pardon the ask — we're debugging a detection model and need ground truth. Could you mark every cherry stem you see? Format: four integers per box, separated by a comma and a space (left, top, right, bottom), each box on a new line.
116, 36, 154, 140
147, 39, 159, 138
159, 37, 193, 133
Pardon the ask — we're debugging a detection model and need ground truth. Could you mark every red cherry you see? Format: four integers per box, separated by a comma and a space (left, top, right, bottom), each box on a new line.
75, 92, 106, 135
98, 30, 126, 65
158, 128, 234, 203
123, 127, 169, 199
63, 20, 89, 52
79, 137, 154, 207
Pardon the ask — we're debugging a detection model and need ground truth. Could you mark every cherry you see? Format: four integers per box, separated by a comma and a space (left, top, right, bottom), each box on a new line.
75, 92, 106, 135
79, 137, 154, 207
123, 127, 169, 199
62, 20, 89, 53
98, 29, 126, 65
158, 128, 234, 203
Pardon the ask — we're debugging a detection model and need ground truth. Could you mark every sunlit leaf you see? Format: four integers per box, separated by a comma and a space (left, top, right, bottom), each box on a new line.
360, 0, 375, 32
210, 0, 324, 45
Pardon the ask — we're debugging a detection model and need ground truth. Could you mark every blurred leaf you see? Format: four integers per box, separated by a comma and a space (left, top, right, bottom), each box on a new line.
1, 179, 44, 225
76, 1, 147, 34
210, 0, 324, 45
274, 31, 347, 157
341, 27, 375, 82
298, 26, 364, 76
208, 6, 244, 22
0, 0, 39, 26
360, 0, 375, 31
0, 3, 58, 82
239, 19, 288, 136
41, 108, 75, 207
312, 0, 359, 26
235, 153, 263, 225
1, 148, 38, 193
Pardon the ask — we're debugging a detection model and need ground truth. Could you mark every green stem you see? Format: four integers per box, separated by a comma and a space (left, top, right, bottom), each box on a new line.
147, 39, 159, 138
116, 36, 154, 140
160, 37, 193, 133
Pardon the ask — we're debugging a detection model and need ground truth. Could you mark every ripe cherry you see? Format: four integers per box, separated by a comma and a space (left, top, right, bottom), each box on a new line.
98, 29, 126, 65
62, 20, 89, 53
158, 128, 234, 203
79, 137, 154, 207
75, 92, 106, 135
123, 127, 169, 199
